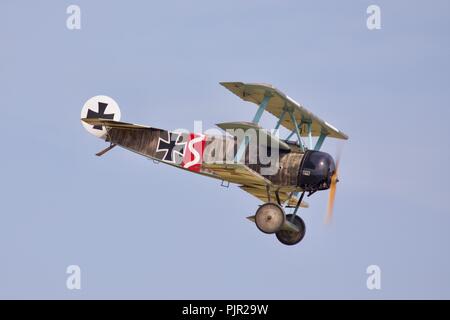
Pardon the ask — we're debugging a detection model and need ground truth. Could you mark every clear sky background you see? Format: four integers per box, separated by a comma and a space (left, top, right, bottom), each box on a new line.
1, 0, 449, 299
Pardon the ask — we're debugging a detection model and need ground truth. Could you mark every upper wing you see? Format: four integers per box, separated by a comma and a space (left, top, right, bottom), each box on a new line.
220, 82, 348, 140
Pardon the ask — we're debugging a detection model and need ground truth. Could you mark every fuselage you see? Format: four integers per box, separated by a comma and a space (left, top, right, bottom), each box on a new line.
104, 126, 335, 192
104, 126, 303, 187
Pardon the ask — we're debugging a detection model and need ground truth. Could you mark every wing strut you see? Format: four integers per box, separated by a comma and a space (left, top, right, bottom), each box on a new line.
235, 93, 272, 162
287, 108, 306, 152
314, 132, 327, 151
251, 94, 271, 124
220, 82, 349, 152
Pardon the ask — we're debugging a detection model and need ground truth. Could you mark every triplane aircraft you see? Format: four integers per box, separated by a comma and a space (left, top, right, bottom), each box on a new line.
81, 82, 348, 246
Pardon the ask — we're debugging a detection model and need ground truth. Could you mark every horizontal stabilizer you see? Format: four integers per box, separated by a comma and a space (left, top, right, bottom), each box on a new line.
81, 118, 149, 130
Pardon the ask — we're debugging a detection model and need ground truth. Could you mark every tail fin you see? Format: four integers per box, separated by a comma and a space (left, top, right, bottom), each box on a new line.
80, 95, 121, 138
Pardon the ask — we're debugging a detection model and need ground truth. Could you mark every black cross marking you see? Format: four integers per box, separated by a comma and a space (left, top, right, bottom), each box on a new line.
87, 102, 115, 130
156, 132, 186, 163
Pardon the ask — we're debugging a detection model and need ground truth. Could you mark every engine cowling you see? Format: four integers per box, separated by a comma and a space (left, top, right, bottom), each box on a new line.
298, 150, 336, 191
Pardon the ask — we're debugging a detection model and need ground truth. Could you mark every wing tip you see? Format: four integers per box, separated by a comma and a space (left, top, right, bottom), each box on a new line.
219, 81, 244, 89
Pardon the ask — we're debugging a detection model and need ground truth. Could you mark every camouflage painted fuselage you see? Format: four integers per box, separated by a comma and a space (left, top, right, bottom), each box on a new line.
105, 126, 304, 188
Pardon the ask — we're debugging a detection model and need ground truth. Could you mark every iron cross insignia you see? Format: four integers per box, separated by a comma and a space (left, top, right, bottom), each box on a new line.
86, 102, 115, 130
156, 131, 186, 163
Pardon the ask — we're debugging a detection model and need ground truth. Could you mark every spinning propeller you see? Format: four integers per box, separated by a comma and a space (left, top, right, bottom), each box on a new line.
325, 151, 341, 224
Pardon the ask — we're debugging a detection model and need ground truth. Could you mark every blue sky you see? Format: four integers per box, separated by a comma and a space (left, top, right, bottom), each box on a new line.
1, 0, 449, 299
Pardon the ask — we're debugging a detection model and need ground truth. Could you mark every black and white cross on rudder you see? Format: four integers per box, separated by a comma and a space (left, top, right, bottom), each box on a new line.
87, 102, 115, 130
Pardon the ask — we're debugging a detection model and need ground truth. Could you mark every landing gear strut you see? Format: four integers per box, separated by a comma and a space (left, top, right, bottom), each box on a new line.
249, 190, 307, 246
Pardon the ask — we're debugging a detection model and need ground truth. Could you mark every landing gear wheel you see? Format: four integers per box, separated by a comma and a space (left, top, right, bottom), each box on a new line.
255, 203, 285, 234
276, 214, 306, 246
